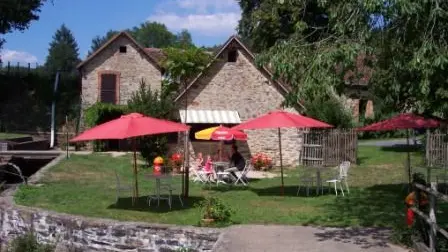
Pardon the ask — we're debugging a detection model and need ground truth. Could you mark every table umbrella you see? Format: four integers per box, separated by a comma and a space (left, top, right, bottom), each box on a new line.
195, 126, 247, 160
232, 110, 333, 195
70, 112, 190, 204
357, 113, 441, 186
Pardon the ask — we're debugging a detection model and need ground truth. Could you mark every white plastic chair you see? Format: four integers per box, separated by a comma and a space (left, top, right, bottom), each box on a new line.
325, 161, 350, 196
148, 175, 184, 210
114, 170, 133, 203
213, 163, 230, 186
234, 160, 251, 186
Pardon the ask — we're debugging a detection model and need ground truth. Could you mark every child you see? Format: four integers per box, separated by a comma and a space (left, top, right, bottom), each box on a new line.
195, 152, 204, 169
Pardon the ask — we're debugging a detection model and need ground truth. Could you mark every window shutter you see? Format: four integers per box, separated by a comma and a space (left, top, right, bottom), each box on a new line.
100, 74, 117, 104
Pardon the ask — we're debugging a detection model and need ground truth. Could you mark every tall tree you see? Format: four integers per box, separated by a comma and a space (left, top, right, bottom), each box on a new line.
0, 0, 47, 50
175, 29, 194, 48
88, 30, 119, 55
131, 22, 176, 48
45, 24, 80, 73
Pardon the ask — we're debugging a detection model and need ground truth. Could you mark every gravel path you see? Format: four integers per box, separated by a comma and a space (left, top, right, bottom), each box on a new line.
212, 225, 410, 252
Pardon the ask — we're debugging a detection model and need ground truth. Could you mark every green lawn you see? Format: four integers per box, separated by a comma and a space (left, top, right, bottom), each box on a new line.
14, 146, 447, 230
0, 132, 28, 140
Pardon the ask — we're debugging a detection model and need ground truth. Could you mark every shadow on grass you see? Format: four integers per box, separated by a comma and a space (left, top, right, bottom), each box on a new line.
356, 156, 369, 165
381, 144, 422, 153
108, 195, 204, 213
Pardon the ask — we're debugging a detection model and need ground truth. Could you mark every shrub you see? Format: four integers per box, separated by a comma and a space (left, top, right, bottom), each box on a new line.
8, 232, 54, 252
197, 197, 233, 223
127, 80, 174, 164
303, 94, 354, 128
250, 152, 273, 170
83, 102, 126, 151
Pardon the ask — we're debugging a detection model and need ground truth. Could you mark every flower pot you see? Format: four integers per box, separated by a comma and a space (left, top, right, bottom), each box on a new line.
201, 218, 215, 226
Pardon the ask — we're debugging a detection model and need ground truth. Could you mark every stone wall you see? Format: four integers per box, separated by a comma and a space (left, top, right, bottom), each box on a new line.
0, 206, 220, 252
176, 45, 302, 166
79, 35, 162, 130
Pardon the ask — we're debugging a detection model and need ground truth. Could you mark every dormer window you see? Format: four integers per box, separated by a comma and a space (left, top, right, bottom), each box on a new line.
227, 50, 237, 62
119, 46, 127, 53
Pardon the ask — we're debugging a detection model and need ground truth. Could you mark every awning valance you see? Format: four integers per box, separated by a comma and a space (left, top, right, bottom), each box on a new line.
179, 110, 241, 124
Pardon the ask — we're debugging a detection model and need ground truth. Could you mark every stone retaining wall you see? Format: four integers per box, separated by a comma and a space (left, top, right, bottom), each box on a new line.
0, 206, 220, 252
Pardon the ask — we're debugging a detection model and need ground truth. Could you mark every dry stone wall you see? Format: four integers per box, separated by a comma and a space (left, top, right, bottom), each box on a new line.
0, 206, 220, 252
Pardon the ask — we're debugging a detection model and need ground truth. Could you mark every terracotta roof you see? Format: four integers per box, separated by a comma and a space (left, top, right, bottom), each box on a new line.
77, 31, 162, 71
144, 48, 166, 64
173, 35, 304, 110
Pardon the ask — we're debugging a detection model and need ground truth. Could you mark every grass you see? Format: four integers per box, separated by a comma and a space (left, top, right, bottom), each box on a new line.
14, 146, 447, 230
0, 132, 28, 140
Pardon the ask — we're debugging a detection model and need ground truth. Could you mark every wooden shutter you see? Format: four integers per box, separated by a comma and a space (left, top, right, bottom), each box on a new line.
100, 74, 117, 104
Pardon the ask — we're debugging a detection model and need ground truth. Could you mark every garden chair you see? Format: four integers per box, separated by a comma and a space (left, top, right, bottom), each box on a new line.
190, 159, 206, 183
114, 170, 133, 204
325, 161, 350, 196
213, 163, 230, 186
234, 160, 252, 186
297, 169, 317, 196
148, 175, 183, 210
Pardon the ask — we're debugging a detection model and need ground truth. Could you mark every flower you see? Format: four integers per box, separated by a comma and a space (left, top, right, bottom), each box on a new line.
250, 152, 272, 170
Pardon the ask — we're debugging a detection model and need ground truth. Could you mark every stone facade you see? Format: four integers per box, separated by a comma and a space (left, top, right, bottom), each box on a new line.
0, 206, 220, 252
176, 42, 303, 166
78, 34, 162, 129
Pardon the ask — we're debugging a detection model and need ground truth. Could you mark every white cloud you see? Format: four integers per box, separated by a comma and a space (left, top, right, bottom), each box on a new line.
148, 12, 240, 36
175, 0, 238, 13
0, 49, 38, 64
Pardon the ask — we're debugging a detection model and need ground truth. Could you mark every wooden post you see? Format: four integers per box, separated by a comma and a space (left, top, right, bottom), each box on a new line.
66, 115, 69, 159
429, 182, 437, 252
407, 129, 412, 188
278, 128, 284, 196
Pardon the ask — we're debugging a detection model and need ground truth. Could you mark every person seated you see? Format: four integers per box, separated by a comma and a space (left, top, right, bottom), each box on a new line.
225, 145, 246, 181
203, 155, 214, 181
195, 152, 204, 169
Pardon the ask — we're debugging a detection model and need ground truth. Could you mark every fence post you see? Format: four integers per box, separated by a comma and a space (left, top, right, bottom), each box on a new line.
428, 182, 437, 252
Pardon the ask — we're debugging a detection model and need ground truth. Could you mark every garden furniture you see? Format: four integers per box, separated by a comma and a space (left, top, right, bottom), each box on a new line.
213, 161, 230, 185
324, 161, 350, 196
146, 173, 183, 209
114, 170, 133, 204
233, 160, 252, 186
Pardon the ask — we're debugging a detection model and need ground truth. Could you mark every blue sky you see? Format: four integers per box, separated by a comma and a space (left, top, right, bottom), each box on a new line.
1, 0, 241, 65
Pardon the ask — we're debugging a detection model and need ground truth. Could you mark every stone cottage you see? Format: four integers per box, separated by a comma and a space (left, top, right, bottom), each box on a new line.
76, 31, 369, 166
76, 32, 306, 166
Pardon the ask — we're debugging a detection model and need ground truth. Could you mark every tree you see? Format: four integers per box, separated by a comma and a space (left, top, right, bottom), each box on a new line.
0, 0, 47, 50
88, 30, 119, 55
45, 24, 80, 73
160, 47, 211, 197
175, 29, 194, 49
127, 80, 174, 164
131, 22, 176, 48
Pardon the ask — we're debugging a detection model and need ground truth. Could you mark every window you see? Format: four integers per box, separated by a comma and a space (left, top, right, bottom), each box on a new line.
119, 46, 127, 53
227, 50, 237, 62
100, 74, 117, 104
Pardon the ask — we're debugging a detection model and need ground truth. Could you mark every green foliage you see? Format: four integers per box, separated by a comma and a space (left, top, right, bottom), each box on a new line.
83, 103, 126, 151
303, 94, 354, 128
44, 24, 80, 74
8, 232, 54, 252
174, 29, 194, 49
0, 71, 79, 132
0, 0, 46, 49
88, 30, 119, 55
130, 22, 176, 48
127, 80, 173, 164
196, 197, 233, 223
161, 47, 211, 86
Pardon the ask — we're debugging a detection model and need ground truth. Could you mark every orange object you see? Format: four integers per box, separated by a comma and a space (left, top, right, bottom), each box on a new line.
153, 156, 164, 175
406, 208, 414, 227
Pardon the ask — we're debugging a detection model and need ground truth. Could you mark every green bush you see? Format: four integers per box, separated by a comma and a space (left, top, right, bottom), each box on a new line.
197, 197, 234, 223
303, 94, 354, 128
83, 102, 127, 151
8, 232, 54, 252
127, 80, 174, 164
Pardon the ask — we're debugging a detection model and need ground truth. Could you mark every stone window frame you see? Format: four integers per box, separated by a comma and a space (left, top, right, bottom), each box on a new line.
97, 70, 120, 104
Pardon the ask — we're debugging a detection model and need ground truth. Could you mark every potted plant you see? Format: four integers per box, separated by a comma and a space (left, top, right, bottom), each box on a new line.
197, 197, 233, 226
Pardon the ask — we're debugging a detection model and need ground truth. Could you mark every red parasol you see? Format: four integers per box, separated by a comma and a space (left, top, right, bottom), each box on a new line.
232, 110, 333, 195
70, 113, 190, 204
358, 113, 441, 187
211, 126, 247, 141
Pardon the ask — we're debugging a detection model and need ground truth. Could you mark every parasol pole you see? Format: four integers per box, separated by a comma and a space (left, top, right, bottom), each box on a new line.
406, 129, 411, 189
133, 138, 139, 205
278, 128, 284, 196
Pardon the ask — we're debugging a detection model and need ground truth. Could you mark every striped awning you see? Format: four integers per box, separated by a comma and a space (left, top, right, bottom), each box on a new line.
179, 110, 241, 124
